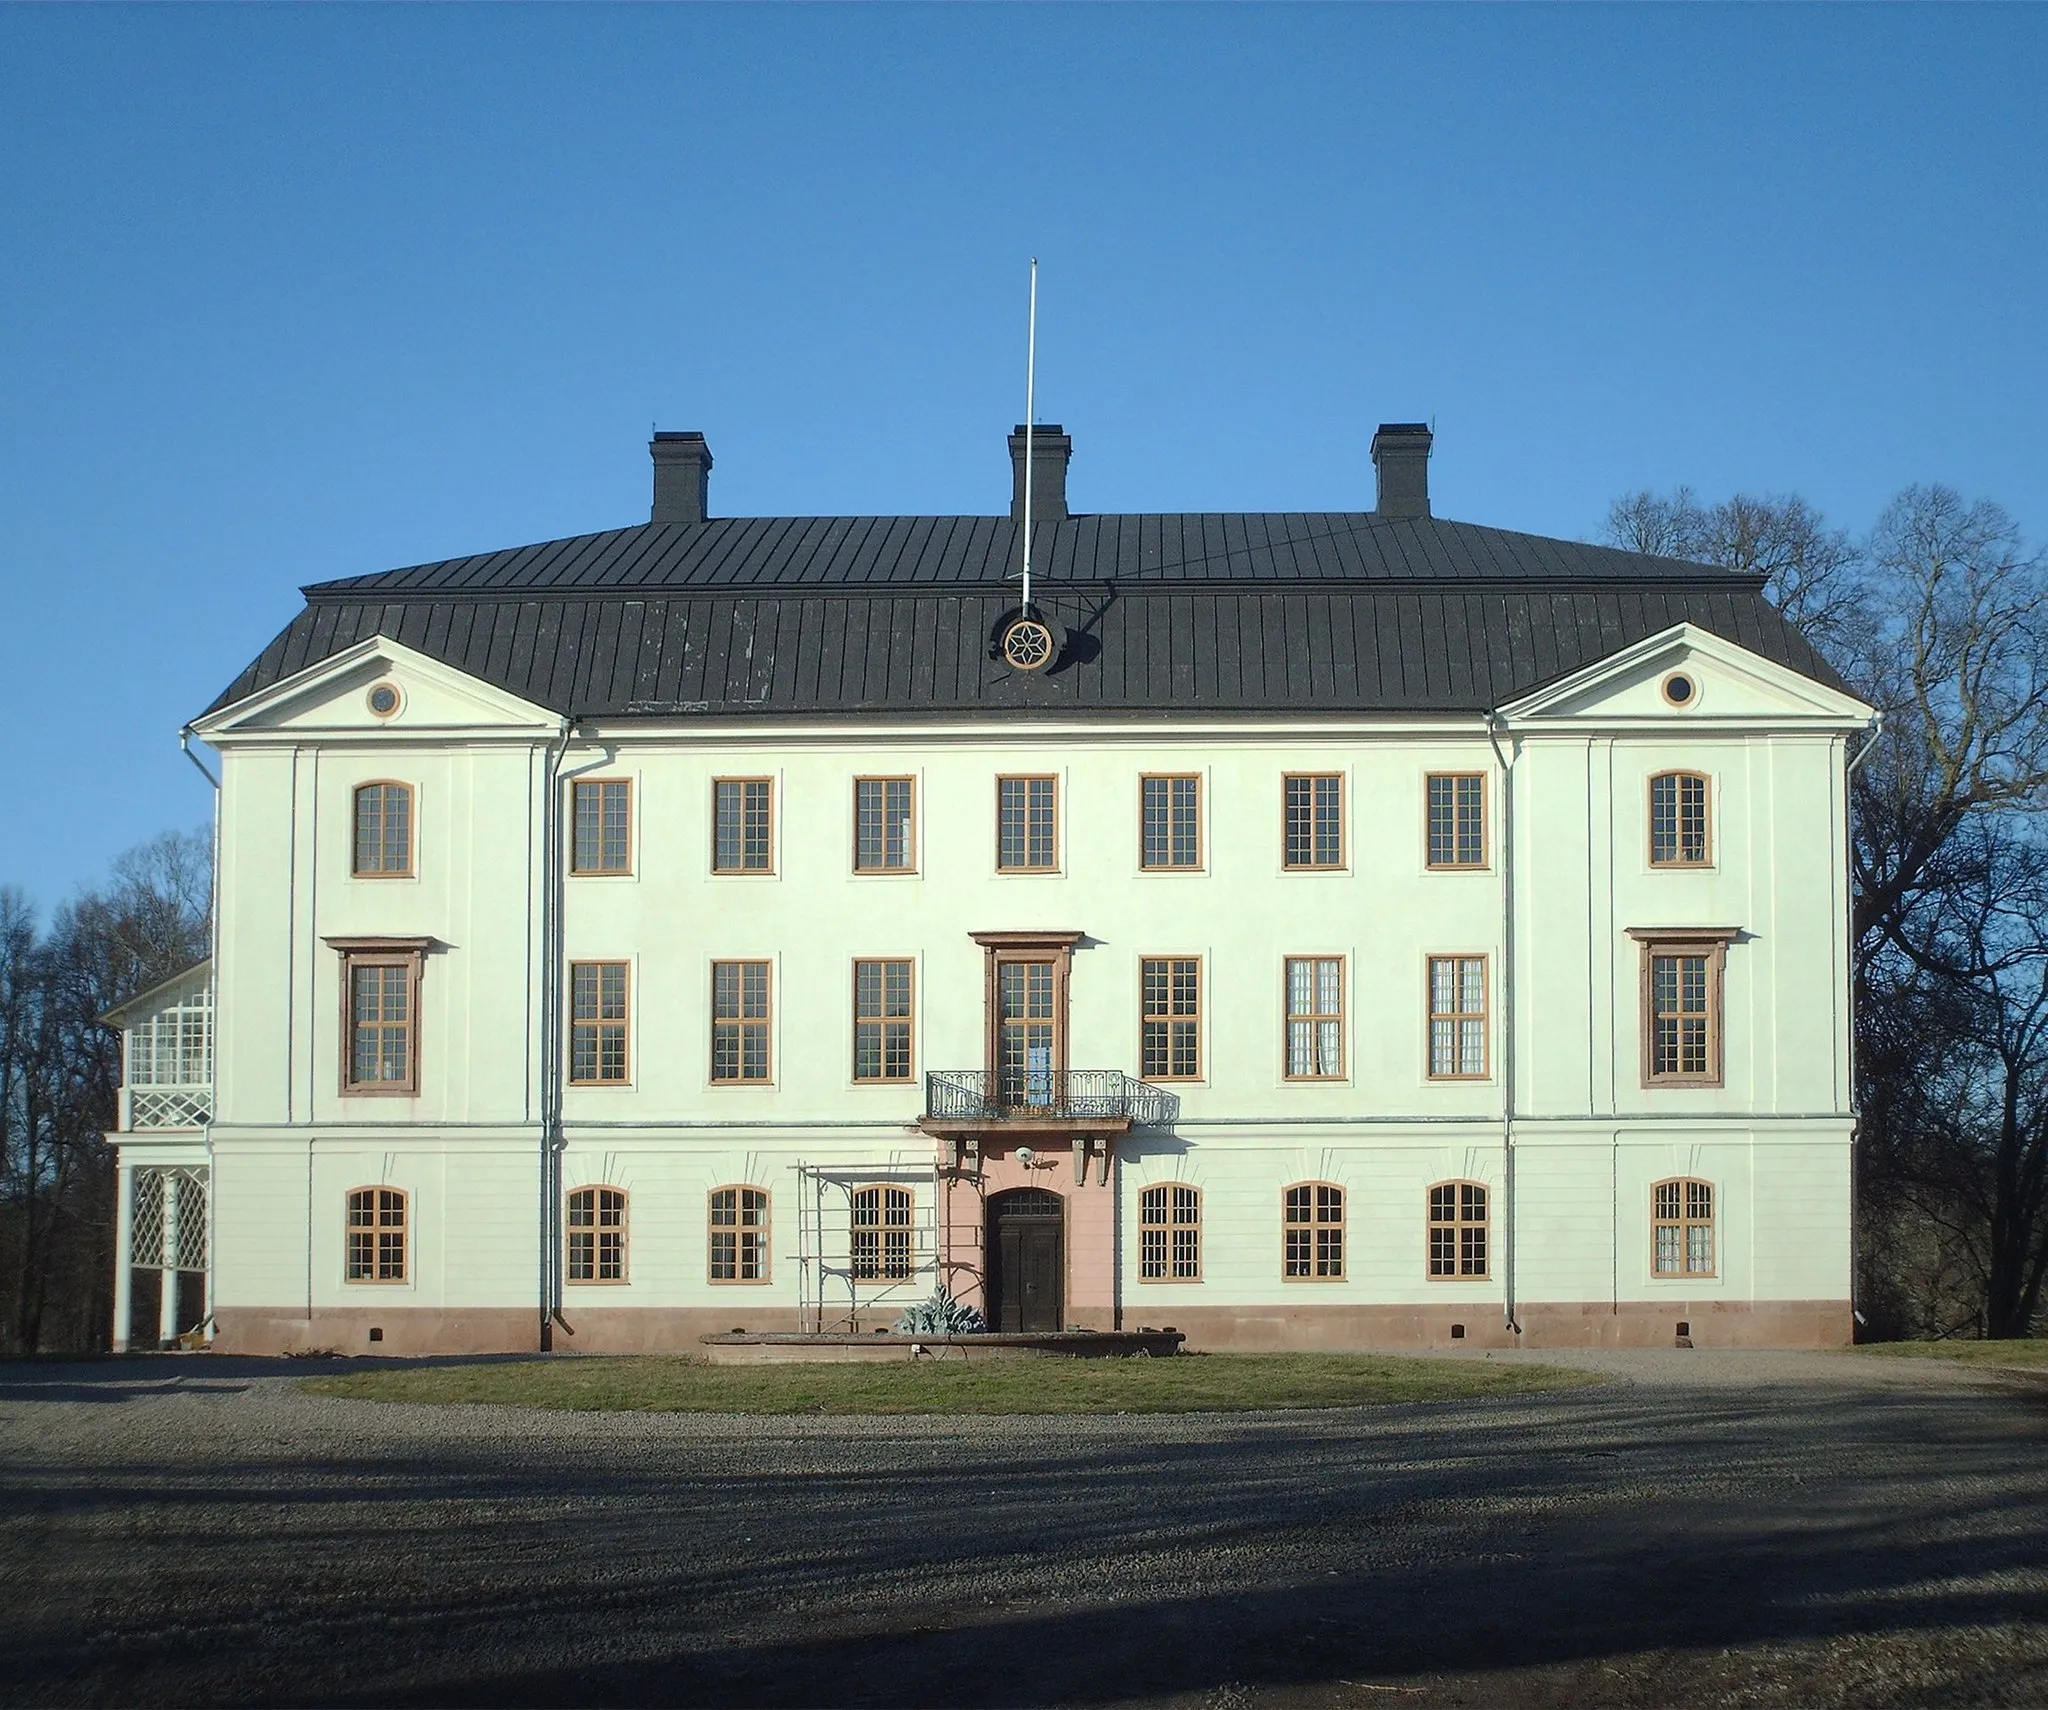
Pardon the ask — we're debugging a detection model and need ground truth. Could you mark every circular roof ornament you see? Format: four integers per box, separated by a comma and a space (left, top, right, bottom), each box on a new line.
1001, 616, 1056, 673
1660, 671, 1697, 709
366, 681, 403, 719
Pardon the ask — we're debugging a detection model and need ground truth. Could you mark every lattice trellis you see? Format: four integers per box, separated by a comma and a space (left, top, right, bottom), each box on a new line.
129, 1088, 212, 1130
131, 1167, 208, 1270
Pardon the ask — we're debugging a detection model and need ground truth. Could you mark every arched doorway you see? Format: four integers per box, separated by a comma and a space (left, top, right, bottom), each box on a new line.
986, 1188, 1064, 1332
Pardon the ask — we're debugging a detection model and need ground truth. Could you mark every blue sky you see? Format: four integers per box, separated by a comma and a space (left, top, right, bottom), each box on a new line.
3, 5, 2043, 908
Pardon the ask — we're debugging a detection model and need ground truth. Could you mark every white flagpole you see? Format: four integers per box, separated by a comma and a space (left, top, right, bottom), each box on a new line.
1022, 258, 1038, 612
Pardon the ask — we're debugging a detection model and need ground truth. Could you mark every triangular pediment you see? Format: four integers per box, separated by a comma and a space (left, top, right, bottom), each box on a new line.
1498, 624, 1873, 728
190, 636, 558, 742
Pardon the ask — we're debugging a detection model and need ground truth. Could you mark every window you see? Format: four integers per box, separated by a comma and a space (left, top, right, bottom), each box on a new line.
1141, 775, 1202, 870
711, 961, 772, 1083
566, 1187, 627, 1283
1284, 1182, 1344, 1279
709, 1186, 770, 1283
1283, 773, 1343, 869
714, 777, 775, 873
352, 783, 414, 877
345, 1187, 407, 1282
1426, 773, 1486, 869
1139, 1183, 1201, 1281
1653, 1178, 1716, 1276
1649, 772, 1711, 867
1639, 934, 1729, 1086
337, 945, 424, 1095
851, 1185, 914, 1281
853, 958, 914, 1083
571, 779, 632, 875
1141, 957, 1201, 1081
1284, 957, 1344, 1079
1427, 956, 1488, 1079
854, 777, 916, 872
569, 962, 630, 1084
1428, 1181, 1490, 1278
997, 776, 1058, 871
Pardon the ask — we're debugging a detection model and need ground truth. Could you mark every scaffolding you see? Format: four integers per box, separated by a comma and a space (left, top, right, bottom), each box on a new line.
792, 1153, 963, 1333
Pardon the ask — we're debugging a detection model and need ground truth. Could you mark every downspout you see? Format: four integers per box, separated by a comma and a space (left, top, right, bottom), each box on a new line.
538, 718, 574, 1352
1842, 711, 1885, 1334
179, 729, 222, 1344
1485, 712, 1521, 1336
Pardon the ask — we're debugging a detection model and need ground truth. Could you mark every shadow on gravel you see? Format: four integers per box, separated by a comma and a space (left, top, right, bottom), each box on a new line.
6, 1379, 2045, 1707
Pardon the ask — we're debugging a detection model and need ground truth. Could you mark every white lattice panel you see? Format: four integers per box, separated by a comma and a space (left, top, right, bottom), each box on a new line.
129, 1087, 212, 1130
131, 1167, 208, 1270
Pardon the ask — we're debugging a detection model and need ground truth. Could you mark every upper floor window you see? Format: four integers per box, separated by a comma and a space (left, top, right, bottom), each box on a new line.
1427, 955, 1489, 1079
1428, 1181, 1490, 1278
1283, 773, 1344, 869
1653, 1178, 1716, 1276
569, 961, 630, 1085
1638, 932, 1729, 1087
714, 777, 775, 873
565, 1186, 627, 1283
853, 958, 915, 1083
571, 779, 632, 875
345, 1186, 407, 1282
1425, 773, 1486, 869
1140, 775, 1202, 870
709, 1186, 770, 1283
851, 1185, 914, 1281
352, 782, 414, 877
1284, 957, 1345, 1079
1283, 1182, 1345, 1279
711, 960, 772, 1084
854, 777, 916, 872
1139, 1183, 1201, 1281
1141, 957, 1202, 1081
1649, 771, 1711, 867
335, 941, 425, 1096
997, 776, 1059, 872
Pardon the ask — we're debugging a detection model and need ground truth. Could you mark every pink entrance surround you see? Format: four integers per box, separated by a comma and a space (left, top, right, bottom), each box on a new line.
938, 1136, 1118, 1330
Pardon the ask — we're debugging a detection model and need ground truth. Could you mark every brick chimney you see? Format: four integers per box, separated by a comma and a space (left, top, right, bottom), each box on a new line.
651, 431, 713, 524
1009, 424, 1072, 523
1371, 422, 1432, 520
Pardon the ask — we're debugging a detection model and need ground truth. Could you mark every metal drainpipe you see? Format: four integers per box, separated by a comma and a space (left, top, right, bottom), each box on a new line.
1842, 711, 1885, 1333
1485, 713, 1521, 1336
538, 719, 574, 1352
180, 730, 223, 1343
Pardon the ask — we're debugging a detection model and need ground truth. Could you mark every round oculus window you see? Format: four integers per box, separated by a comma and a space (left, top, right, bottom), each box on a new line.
1001, 617, 1056, 672
366, 681, 403, 718
1660, 672, 1697, 708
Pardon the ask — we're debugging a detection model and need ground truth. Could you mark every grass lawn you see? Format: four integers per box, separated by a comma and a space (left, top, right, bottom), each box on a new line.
1854, 1339, 2048, 1369
298, 1351, 1601, 1416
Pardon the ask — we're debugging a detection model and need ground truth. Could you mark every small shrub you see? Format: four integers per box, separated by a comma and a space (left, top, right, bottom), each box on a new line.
893, 1289, 988, 1336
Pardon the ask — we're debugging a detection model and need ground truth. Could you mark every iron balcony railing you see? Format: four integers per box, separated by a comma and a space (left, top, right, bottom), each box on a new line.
923, 1069, 1174, 1125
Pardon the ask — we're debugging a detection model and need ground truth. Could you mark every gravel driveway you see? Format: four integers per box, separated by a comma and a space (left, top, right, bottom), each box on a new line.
2, 1349, 2043, 1708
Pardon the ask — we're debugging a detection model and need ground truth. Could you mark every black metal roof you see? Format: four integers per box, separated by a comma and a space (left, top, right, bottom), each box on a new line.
208, 512, 1843, 718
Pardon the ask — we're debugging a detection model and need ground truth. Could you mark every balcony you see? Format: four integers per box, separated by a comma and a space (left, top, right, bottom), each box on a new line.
918, 1069, 1174, 1134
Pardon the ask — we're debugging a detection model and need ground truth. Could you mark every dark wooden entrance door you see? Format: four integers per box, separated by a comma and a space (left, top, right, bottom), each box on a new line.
987, 1189, 1064, 1332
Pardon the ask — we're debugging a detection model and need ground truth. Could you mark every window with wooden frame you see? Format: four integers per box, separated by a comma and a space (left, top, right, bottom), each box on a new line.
569, 961, 630, 1084
1649, 771, 1712, 867
330, 939, 427, 1096
850, 1185, 914, 1281
853, 958, 915, 1083
1140, 957, 1202, 1081
345, 1186, 408, 1282
1425, 773, 1486, 869
570, 779, 632, 875
714, 777, 775, 873
1139, 1183, 1201, 1281
1284, 957, 1345, 1079
352, 782, 414, 877
1427, 956, 1489, 1079
1283, 773, 1344, 869
854, 777, 916, 872
996, 775, 1059, 872
1633, 930, 1732, 1086
1140, 775, 1202, 870
1283, 1182, 1345, 1279
711, 960, 772, 1083
1653, 1178, 1716, 1276
1428, 1181, 1490, 1278
709, 1186, 770, 1283
565, 1186, 627, 1283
